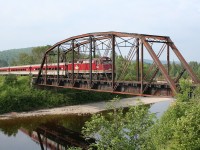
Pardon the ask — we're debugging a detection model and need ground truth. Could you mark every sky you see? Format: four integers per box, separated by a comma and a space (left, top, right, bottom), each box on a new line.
0, 0, 200, 61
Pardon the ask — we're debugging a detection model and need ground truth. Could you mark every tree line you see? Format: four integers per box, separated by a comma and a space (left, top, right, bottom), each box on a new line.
1, 45, 198, 81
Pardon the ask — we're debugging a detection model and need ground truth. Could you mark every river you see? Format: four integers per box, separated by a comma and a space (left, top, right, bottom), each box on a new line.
0, 100, 172, 150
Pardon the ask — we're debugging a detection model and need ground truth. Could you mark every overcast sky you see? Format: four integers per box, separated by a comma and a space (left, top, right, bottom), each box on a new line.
0, 0, 200, 61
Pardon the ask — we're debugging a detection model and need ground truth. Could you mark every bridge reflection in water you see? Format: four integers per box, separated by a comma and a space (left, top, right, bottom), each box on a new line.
0, 100, 172, 149
0, 114, 95, 149
21, 123, 95, 150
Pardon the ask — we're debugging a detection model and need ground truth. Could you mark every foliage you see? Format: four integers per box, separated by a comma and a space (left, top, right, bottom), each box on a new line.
0, 75, 116, 114
176, 79, 192, 102
0, 59, 8, 67
11, 45, 51, 65
81, 80, 200, 150
0, 47, 33, 66
3, 74, 18, 86
143, 79, 200, 150
82, 97, 156, 150
115, 55, 150, 81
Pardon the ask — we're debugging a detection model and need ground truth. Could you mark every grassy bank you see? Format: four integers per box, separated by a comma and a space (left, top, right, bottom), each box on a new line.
0, 75, 117, 114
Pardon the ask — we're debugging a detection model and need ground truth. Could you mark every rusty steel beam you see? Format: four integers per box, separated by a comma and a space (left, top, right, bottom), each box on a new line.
136, 38, 140, 81
112, 35, 115, 90
89, 36, 93, 87
141, 37, 178, 95
167, 37, 199, 84
36, 83, 173, 97
167, 42, 170, 74
143, 67, 159, 93
174, 68, 186, 83
72, 40, 75, 86
93, 39, 96, 58
45, 55, 47, 85
36, 32, 169, 83
36, 54, 46, 84
35, 31, 200, 97
57, 46, 60, 85
37, 132, 44, 150
43, 32, 168, 55
140, 42, 144, 94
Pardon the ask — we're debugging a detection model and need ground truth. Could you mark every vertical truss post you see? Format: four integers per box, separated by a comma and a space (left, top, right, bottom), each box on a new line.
141, 37, 177, 95
57, 143, 59, 150
36, 53, 46, 84
167, 43, 170, 74
64, 52, 67, 77
168, 37, 199, 83
112, 35, 115, 90
45, 55, 47, 85
37, 132, 44, 150
140, 42, 144, 94
72, 40, 75, 86
89, 36, 93, 88
93, 39, 96, 58
136, 38, 140, 81
57, 46, 60, 85
77, 45, 80, 59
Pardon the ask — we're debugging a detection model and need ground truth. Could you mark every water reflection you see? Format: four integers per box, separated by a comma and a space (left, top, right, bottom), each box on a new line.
0, 100, 172, 150
22, 123, 95, 150
0, 114, 93, 150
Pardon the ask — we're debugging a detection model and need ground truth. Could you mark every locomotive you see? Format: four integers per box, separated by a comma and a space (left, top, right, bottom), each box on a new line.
0, 57, 112, 78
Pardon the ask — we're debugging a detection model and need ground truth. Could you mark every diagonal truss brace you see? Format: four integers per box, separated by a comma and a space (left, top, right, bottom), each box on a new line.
167, 38, 199, 84
141, 37, 178, 95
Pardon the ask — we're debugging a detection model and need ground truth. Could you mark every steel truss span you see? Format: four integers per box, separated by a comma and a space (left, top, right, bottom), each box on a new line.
34, 31, 199, 97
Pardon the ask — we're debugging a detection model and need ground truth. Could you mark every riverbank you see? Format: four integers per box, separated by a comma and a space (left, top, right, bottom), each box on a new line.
0, 97, 174, 120
0, 75, 116, 114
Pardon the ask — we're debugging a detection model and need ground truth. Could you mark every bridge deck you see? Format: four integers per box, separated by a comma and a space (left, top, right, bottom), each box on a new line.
34, 77, 172, 96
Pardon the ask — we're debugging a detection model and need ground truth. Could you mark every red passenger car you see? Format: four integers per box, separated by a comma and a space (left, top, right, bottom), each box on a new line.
0, 57, 112, 78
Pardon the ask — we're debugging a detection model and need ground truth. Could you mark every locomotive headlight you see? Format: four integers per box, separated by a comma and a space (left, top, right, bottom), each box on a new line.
96, 65, 99, 69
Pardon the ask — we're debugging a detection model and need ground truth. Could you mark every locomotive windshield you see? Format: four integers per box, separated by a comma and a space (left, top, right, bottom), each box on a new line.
101, 57, 112, 64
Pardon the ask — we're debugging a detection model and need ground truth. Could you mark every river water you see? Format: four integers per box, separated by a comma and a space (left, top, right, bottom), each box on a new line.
0, 100, 171, 150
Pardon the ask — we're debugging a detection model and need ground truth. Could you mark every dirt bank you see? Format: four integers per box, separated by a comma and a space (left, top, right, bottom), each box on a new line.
0, 97, 174, 120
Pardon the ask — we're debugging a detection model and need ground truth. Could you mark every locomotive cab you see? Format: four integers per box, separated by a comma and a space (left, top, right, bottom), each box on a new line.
100, 57, 112, 64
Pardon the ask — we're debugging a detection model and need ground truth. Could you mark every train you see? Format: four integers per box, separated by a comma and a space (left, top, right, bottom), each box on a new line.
0, 57, 112, 78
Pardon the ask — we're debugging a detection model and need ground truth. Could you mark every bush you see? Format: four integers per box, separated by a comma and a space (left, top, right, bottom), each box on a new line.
0, 76, 117, 114
143, 79, 200, 149
82, 98, 156, 150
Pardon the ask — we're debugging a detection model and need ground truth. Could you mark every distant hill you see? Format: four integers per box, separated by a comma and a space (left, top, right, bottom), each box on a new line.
0, 47, 33, 66
0, 47, 181, 67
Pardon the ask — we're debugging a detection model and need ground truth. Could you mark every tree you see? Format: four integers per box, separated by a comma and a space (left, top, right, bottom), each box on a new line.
18, 53, 33, 65
0, 59, 8, 67
82, 98, 156, 150
11, 45, 51, 65
144, 79, 200, 149
31, 45, 51, 64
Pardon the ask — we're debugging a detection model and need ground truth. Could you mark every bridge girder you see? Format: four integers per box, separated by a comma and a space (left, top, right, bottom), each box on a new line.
35, 31, 199, 97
